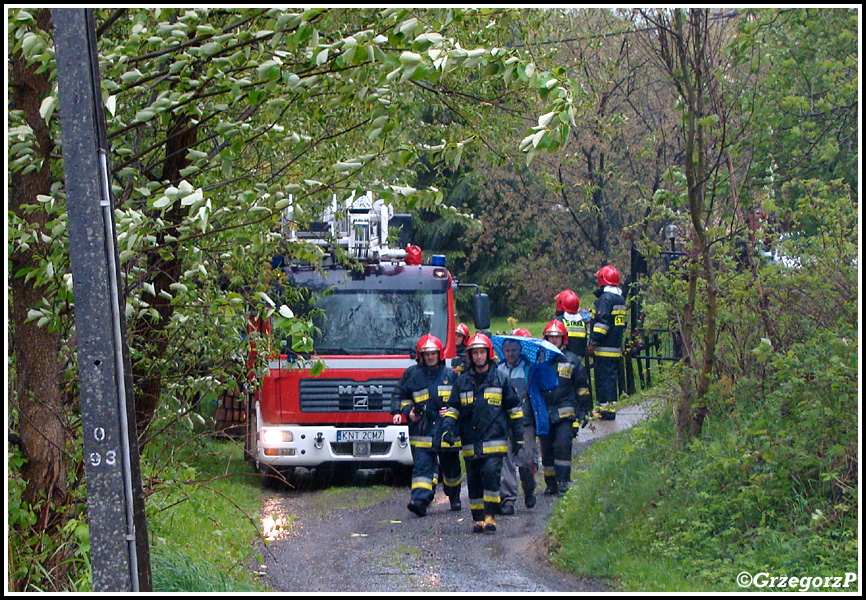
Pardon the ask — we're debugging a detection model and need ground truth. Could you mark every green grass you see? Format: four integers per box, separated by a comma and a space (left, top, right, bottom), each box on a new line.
146, 435, 270, 592
546, 411, 705, 591
487, 316, 547, 337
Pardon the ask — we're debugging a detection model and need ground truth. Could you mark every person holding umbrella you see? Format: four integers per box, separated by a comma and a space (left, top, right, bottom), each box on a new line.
539, 320, 591, 495
497, 329, 538, 513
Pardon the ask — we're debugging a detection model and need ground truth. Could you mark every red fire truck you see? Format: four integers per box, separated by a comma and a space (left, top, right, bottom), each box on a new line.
243, 192, 488, 487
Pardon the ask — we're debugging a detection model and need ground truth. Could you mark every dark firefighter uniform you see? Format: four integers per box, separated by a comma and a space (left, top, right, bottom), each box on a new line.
589, 285, 627, 414
390, 361, 461, 513
442, 359, 524, 530
539, 347, 591, 493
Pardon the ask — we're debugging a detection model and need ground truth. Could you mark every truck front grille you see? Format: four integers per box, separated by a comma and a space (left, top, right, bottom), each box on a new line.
299, 378, 398, 412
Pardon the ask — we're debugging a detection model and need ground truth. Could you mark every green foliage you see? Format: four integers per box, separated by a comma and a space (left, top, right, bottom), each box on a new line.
733, 9, 859, 197
550, 328, 858, 591
7, 440, 93, 592
652, 331, 857, 587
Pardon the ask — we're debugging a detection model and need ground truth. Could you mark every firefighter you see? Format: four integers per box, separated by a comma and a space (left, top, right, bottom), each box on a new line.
587, 265, 627, 420
555, 289, 589, 359
497, 329, 538, 513
451, 322, 470, 374
442, 333, 524, 533
539, 320, 591, 495
391, 335, 462, 516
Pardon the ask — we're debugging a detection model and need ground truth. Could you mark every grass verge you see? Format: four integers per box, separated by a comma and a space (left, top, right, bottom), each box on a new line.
146, 434, 269, 592
546, 408, 707, 591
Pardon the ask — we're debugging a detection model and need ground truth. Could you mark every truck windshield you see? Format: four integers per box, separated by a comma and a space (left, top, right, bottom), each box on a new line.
312, 290, 448, 355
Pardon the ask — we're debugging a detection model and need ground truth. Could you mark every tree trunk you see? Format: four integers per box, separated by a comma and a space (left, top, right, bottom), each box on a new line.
130, 112, 197, 437
9, 9, 69, 522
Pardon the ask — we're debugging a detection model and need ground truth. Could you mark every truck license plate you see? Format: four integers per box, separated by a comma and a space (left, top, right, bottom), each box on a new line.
337, 429, 384, 442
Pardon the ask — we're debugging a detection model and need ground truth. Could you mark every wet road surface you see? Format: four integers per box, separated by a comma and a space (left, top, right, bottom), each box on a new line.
250, 404, 649, 592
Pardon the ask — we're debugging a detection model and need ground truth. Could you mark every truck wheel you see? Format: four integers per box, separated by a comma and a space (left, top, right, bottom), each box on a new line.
311, 463, 336, 489
258, 464, 292, 490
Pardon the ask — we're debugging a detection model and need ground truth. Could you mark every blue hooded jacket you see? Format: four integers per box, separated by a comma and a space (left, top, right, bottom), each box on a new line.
526, 362, 559, 436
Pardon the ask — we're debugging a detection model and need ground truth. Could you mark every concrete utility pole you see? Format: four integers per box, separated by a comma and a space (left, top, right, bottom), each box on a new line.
53, 8, 152, 591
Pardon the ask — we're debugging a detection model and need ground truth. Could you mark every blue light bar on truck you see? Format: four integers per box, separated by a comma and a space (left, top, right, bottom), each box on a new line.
430, 255, 446, 267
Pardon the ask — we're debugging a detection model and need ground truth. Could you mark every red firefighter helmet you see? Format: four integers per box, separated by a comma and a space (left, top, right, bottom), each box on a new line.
555, 289, 575, 312
455, 323, 470, 341
597, 265, 620, 287
415, 334, 444, 361
555, 289, 580, 313
543, 320, 568, 340
511, 328, 532, 337
465, 332, 495, 361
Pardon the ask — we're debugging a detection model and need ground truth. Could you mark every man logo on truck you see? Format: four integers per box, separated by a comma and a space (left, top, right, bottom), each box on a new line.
339, 385, 384, 410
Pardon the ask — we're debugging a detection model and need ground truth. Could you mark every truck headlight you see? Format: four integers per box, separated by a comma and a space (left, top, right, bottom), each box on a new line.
262, 429, 292, 445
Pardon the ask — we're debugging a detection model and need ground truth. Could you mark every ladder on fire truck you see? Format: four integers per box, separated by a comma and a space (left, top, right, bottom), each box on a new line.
282, 191, 411, 263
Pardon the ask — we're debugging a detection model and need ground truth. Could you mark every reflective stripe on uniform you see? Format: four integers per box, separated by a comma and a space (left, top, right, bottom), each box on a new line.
443, 474, 463, 487
483, 440, 508, 454
483, 490, 501, 503
411, 477, 433, 491
595, 346, 622, 357
484, 388, 502, 406
557, 406, 575, 419
440, 437, 462, 450
410, 436, 434, 448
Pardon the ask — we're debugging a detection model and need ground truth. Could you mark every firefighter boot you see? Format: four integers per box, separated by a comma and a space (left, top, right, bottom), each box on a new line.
525, 492, 537, 509
483, 514, 497, 533
472, 521, 485, 534
407, 500, 427, 517
449, 497, 462, 512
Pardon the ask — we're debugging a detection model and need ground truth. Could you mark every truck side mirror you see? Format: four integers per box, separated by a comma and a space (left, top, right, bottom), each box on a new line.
472, 293, 490, 331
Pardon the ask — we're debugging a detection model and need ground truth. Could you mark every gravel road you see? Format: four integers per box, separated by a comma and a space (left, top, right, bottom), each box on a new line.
250, 404, 649, 593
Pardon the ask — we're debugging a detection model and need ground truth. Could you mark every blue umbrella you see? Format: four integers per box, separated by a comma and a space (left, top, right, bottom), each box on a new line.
491, 335, 563, 365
